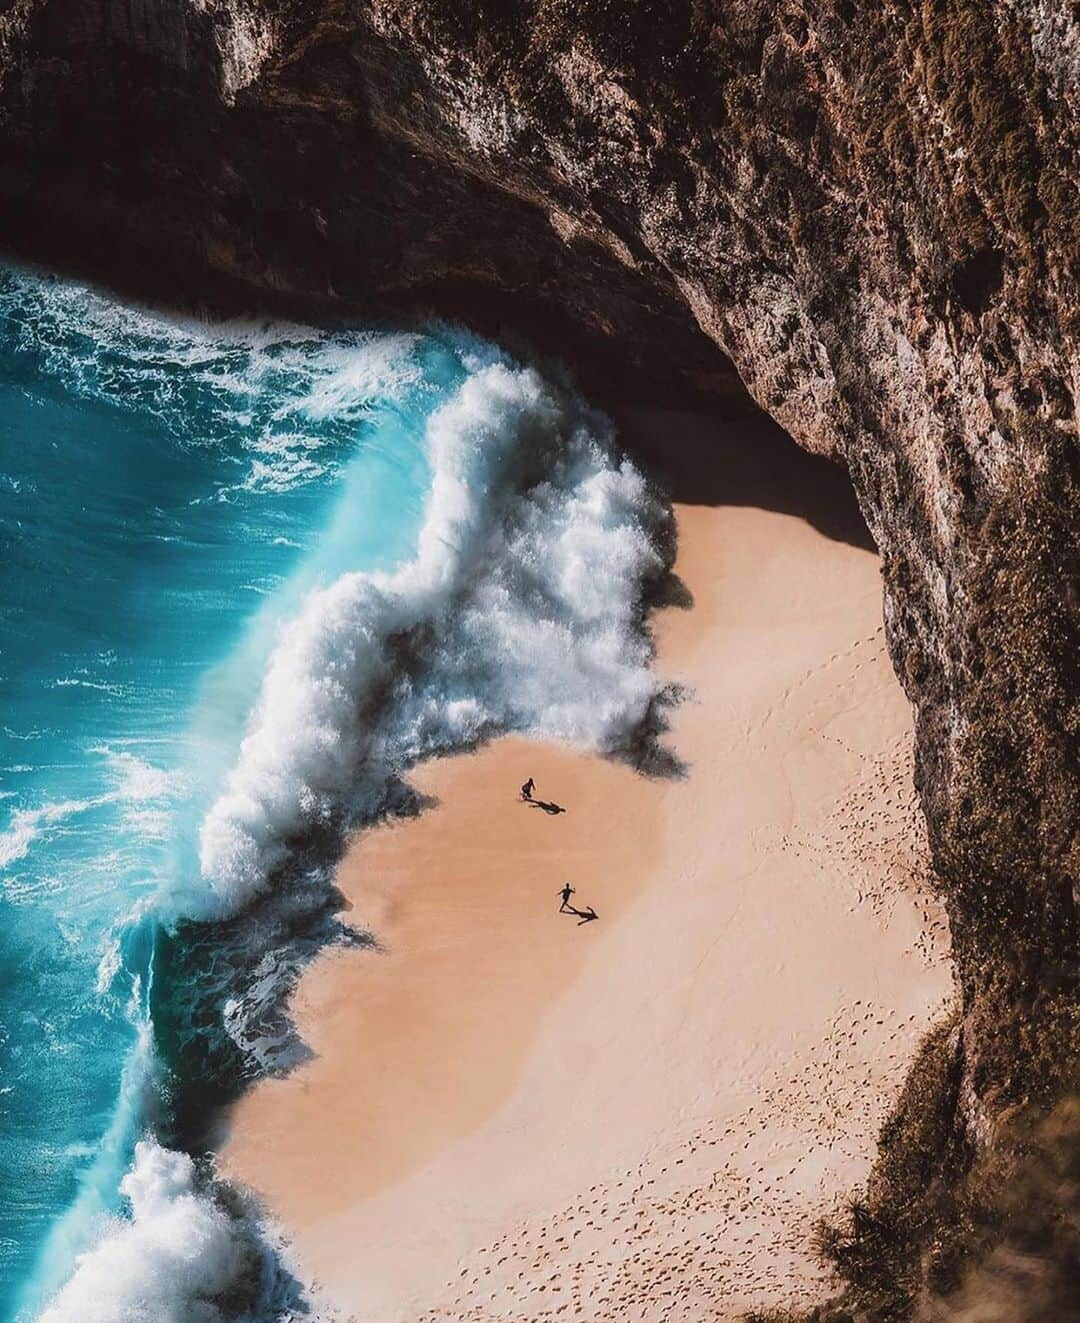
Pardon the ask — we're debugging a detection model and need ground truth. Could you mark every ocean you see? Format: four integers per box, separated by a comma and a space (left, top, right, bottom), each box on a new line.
0, 264, 670, 1320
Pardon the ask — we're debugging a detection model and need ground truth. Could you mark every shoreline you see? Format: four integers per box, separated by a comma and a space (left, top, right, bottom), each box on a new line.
223, 418, 954, 1321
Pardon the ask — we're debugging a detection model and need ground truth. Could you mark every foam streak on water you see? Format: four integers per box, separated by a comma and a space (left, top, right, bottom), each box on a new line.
0, 266, 671, 1321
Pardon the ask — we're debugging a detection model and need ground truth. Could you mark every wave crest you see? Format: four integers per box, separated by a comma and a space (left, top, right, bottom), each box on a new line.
38, 1141, 275, 1323
192, 359, 669, 920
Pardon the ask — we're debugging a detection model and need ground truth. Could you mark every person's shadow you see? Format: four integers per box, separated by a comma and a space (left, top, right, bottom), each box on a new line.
526, 798, 566, 816
560, 900, 599, 925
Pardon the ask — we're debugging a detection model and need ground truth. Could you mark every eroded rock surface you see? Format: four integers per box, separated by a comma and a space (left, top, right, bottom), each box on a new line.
1, 0, 1077, 1303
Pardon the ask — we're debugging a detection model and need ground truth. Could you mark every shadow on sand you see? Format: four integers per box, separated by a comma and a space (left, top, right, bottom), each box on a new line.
614, 402, 876, 554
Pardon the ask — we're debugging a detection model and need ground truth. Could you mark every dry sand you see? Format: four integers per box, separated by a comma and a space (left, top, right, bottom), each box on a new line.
224, 409, 954, 1321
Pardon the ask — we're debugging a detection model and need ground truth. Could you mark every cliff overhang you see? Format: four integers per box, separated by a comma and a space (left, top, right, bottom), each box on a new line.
1, 2, 1076, 1316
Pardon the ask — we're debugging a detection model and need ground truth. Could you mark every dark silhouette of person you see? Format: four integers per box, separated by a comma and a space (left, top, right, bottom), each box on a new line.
531, 798, 565, 815
576, 906, 599, 926
521, 776, 535, 801
559, 882, 575, 912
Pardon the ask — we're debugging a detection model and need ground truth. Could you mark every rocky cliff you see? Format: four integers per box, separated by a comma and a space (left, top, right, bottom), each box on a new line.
0, 1, 1076, 1315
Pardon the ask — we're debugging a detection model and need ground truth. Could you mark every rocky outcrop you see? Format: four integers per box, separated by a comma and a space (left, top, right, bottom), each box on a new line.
0, 0, 1076, 1308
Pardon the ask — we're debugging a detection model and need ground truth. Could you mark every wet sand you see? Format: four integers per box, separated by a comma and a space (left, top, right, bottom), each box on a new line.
224, 411, 953, 1321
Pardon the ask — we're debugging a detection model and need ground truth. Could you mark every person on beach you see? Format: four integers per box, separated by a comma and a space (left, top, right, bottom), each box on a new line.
576, 906, 599, 926
559, 882, 576, 912
521, 776, 535, 801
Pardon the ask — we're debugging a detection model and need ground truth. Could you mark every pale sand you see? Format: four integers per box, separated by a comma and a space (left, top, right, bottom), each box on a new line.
224, 415, 954, 1321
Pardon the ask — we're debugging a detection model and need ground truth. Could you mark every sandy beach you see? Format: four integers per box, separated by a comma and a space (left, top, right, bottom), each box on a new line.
223, 409, 954, 1321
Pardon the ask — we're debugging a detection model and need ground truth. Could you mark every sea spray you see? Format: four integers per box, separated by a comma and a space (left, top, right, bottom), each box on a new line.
193, 356, 671, 922
36, 1139, 301, 1323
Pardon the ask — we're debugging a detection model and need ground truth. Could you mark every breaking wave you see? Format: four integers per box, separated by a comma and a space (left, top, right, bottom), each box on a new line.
37, 1139, 300, 1323
192, 355, 669, 920
4, 265, 673, 1323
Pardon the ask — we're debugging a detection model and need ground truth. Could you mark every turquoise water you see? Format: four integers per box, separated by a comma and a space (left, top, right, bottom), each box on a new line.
0, 269, 448, 1317
0, 266, 670, 1321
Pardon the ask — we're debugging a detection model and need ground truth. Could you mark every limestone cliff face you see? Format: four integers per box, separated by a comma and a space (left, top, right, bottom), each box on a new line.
1, 0, 1077, 1175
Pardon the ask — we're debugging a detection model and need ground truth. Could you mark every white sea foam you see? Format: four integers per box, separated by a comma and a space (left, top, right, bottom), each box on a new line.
0, 751, 178, 871
0, 799, 97, 869
0, 267, 424, 495
36, 1141, 250, 1323
100, 749, 181, 841
33, 1018, 302, 1322
96, 749, 176, 804
192, 360, 669, 919
53, 678, 126, 696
